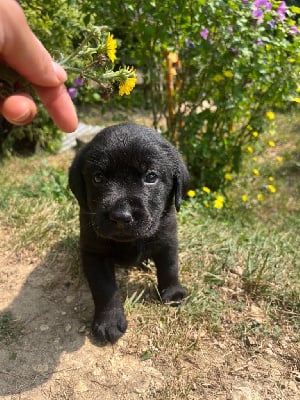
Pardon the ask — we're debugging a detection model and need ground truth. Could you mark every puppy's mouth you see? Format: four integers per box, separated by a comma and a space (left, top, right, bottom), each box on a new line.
92, 214, 154, 242
94, 225, 152, 242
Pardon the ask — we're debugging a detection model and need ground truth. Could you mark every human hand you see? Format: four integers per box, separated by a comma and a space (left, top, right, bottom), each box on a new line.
0, 0, 78, 132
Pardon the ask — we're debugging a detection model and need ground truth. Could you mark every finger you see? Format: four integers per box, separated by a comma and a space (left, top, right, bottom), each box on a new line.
34, 84, 78, 133
0, 1, 66, 87
0, 93, 37, 125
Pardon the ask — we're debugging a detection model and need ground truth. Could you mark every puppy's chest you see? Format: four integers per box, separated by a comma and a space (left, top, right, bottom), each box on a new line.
109, 241, 150, 267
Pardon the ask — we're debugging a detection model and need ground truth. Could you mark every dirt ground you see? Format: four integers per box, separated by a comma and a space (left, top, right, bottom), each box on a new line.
0, 222, 299, 400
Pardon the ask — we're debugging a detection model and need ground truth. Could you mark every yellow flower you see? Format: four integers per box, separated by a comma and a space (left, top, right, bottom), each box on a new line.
257, 193, 265, 201
252, 168, 260, 176
268, 176, 274, 182
213, 74, 223, 82
268, 140, 275, 147
252, 131, 259, 138
224, 70, 233, 78
276, 156, 283, 163
247, 145, 254, 153
266, 111, 275, 120
296, 87, 300, 93
202, 186, 211, 194
252, 156, 257, 161
288, 57, 296, 63
266, 44, 271, 51
224, 173, 233, 181
119, 67, 137, 96
292, 97, 300, 103
214, 195, 225, 209
242, 194, 249, 202
268, 185, 276, 193
187, 190, 196, 198
106, 33, 117, 63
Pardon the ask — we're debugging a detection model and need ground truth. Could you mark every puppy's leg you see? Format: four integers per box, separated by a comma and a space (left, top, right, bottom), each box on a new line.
82, 251, 127, 344
153, 241, 187, 305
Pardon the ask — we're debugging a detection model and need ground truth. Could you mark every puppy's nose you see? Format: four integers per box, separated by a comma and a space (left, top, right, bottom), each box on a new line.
109, 208, 133, 224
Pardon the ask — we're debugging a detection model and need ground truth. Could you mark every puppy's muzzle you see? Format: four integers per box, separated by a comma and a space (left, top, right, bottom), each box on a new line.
109, 204, 133, 226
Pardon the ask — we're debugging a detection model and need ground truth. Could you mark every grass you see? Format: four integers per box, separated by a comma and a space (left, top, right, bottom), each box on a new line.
0, 111, 299, 358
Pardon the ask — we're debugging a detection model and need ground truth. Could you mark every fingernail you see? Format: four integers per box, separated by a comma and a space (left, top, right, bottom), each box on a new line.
11, 109, 34, 124
52, 61, 67, 83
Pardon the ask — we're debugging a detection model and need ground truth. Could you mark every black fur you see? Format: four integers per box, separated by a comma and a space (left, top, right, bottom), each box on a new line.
69, 122, 189, 344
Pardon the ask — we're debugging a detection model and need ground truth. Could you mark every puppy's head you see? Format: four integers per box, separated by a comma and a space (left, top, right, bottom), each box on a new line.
69, 122, 189, 242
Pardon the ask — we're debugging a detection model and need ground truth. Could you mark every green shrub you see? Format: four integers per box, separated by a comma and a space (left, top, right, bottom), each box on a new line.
85, 0, 300, 191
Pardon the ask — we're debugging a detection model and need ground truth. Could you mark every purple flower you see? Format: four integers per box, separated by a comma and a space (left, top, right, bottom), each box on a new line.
228, 26, 233, 33
229, 47, 239, 56
74, 77, 84, 87
267, 20, 276, 29
265, 1, 272, 10
185, 38, 195, 48
290, 26, 299, 35
68, 87, 77, 99
277, 1, 287, 20
200, 28, 209, 40
254, 0, 272, 9
252, 8, 264, 19
256, 40, 264, 46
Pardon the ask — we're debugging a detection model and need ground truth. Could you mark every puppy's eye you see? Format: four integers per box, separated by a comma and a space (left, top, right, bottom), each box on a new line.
93, 173, 104, 184
144, 171, 158, 184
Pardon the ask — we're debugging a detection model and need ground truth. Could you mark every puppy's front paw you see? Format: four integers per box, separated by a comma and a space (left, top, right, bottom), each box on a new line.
92, 308, 127, 345
160, 284, 187, 306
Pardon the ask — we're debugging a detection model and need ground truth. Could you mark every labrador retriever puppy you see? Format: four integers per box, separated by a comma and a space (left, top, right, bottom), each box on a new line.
69, 122, 189, 345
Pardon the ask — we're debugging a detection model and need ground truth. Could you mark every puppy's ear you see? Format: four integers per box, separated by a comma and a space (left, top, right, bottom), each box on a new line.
69, 147, 88, 209
173, 156, 190, 212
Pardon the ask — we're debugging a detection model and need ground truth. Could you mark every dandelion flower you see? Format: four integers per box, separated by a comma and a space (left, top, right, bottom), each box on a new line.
257, 193, 265, 201
292, 97, 300, 103
213, 74, 223, 82
268, 185, 276, 193
247, 146, 254, 153
268, 176, 274, 182
268, 140, 275, 147
187, 190, 196, 198
252, 131, 259, 138
119, 67, 137, 96
224, 173, 233, 181
202, 186, 211, 194
214, 195, 225, 209
106, 33, 117, 63
276, 156, 283, 163
224, 70, 233, 78
242, 194, 249, 202
266, 111, 275, 120
252, 168, 260, 176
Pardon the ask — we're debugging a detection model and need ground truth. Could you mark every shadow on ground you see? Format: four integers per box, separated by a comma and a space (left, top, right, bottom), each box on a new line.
0, 238, 91, 395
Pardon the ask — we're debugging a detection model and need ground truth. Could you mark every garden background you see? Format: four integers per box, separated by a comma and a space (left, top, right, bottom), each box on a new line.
0, 1, 299, 399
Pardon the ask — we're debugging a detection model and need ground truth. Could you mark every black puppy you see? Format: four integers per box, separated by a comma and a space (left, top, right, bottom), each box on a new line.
69, 122, 189, 344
